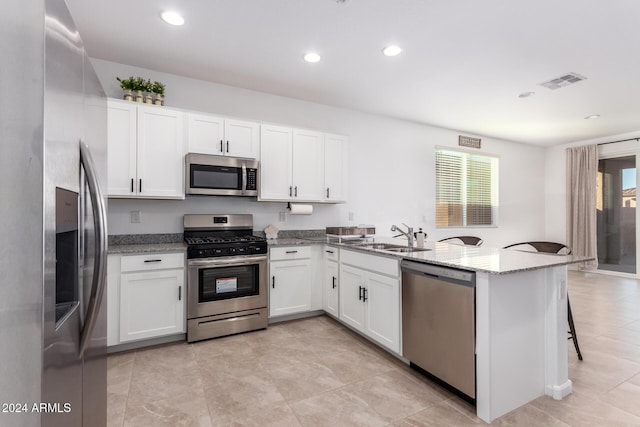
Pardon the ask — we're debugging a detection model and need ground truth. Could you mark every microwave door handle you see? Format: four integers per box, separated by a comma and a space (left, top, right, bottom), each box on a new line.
78, 140, 108, 359
242, 164, 247, 195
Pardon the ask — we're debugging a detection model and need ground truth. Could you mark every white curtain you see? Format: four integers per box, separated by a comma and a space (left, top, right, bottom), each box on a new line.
566, 145, 598, 269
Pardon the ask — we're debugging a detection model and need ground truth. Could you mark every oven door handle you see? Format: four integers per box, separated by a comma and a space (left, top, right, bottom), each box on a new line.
188, 255, 267, 267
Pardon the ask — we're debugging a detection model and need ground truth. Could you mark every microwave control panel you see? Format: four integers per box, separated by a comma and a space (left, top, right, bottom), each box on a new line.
246, 169, 257, 190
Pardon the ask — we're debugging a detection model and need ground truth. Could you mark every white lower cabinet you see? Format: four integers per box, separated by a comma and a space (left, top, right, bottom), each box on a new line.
269, 246, 312, 317
339, 249, 401, 353
323, 246, 339, 317
107, 252, 185, 346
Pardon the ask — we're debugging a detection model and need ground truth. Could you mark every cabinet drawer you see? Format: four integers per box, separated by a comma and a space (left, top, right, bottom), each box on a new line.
323, 246, 339, 262
340, 249, 399, 278
120, 252, 185, 272
269, 246, 311, 261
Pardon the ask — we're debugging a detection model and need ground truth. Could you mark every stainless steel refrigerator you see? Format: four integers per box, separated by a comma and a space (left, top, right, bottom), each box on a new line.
0, 0, 108, 426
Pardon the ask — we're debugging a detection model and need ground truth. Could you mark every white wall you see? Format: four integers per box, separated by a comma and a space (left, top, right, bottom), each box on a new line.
94, 58, 547, 247
545, 131, 640, 243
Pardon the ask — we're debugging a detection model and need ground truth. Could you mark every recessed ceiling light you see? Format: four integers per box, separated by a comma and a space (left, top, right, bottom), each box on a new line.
382, 45, 402, 57
518, 91, 535, 98
585, 114, 600, 120
161, 11, 184, 26
303, 52, 321, 63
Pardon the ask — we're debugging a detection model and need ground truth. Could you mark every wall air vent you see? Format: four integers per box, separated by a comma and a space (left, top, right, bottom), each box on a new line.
539, 72, 587, 90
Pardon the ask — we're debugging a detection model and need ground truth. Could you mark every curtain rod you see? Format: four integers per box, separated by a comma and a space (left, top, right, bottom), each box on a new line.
597, 137, 640, 146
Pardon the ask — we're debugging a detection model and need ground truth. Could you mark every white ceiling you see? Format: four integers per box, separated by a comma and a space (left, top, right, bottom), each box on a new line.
65, 0, 640, 146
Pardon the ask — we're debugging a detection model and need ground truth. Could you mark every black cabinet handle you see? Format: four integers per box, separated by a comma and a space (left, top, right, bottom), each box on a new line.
358, 286, 363, 301
294, 186, 298, 197
130, 178, 134, 193
289, 186, 292, 197
363, 288, 368, 302
178, 286, 182, 301
325, 250, 334, 254
220, 140, 223, 153
285, 250, 298, 254
272, 276, 275, 288
226, 140, 229, 153
139, 178, 142, 193
332, 276, 336, 289
326, 188, 330, 198
144, 259, 162, 263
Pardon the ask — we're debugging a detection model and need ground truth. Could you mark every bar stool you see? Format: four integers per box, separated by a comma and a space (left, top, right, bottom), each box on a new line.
438, 236, 483, 246
503, 241, 583, 361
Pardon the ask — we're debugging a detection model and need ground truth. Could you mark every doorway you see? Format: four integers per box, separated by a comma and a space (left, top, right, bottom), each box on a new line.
597, 155, 636, 274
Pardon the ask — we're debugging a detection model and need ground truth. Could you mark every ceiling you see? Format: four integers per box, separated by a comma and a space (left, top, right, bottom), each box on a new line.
65, 0, 640, 146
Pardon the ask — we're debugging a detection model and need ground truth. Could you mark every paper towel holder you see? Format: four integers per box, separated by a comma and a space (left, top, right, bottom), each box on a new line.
286, 202, 314, 215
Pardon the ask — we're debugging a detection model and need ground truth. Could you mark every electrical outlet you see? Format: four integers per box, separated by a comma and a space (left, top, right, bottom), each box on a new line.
279, 211, 286, 222
130, 210, 141, 223
348, 212, 354, 221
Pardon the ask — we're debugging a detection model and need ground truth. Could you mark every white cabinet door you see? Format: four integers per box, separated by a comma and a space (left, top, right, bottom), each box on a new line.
339, 264, 366, 332
136, 106, 184, 198
107, 254, 121, 347
107, 100, 137, 197
324, 133, 347, 202
365, 272, 400, 353
260, 125, 293, 200
292, 129, 324, 201
119, 269, 185, 343
269, 259, 312, 317
186, 113, 225, 155
324, 259, 339, 318
224, 119, 260, 159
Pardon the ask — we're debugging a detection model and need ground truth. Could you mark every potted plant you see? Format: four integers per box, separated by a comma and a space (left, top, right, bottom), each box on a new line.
144, 79, 154, 104
151, 81, 166, 106
116, 76, 135, 101
131, 76, 147, 102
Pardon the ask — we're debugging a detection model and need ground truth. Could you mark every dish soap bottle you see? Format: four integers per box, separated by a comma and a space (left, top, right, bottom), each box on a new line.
415, 228, 427, 248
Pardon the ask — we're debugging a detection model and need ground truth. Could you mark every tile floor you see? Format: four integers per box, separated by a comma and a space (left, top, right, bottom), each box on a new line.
108, 270, 640, 426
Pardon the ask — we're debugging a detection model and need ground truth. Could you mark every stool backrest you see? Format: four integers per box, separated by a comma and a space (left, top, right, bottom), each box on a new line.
503, 241, 572, 255
439, 236, 483, 246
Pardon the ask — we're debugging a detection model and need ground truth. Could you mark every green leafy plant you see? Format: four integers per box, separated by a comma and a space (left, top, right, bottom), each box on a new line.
116, 76, 135, 91
131, 76, 147, 91
150, 81, 166, 97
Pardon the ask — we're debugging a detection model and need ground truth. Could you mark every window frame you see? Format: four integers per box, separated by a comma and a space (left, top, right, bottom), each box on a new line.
435, 146, 499, 228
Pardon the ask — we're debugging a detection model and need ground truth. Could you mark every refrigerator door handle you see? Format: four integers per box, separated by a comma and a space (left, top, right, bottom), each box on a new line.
79, 140, 108, 358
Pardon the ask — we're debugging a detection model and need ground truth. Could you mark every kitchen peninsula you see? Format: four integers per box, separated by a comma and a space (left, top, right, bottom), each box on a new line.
316, 239, 592, 423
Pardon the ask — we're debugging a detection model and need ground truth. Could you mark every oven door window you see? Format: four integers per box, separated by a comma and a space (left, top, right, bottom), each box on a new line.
199, 264, 258, 302
190, 164, 241, 190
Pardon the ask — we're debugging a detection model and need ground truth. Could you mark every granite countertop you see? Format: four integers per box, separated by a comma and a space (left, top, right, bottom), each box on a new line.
108, 242, 187, 254
328, 237, 593, 275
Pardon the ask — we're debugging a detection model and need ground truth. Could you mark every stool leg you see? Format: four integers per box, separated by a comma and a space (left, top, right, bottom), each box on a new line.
568, 296, 583, 361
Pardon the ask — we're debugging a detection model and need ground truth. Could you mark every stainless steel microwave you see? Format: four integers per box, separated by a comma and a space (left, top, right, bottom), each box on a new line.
185, 153, 259, 196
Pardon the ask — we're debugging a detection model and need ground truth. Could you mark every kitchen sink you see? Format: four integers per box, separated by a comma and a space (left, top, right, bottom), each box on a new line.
383, 247, 431, 253
357, 243, 431, 253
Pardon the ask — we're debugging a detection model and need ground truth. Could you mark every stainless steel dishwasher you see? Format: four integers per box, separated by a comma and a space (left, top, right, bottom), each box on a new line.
401, 260, 476, 400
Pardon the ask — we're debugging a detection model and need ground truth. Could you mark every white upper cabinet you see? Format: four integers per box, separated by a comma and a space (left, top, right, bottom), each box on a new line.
260, 125, 293, 200
186, 113, 259, 159
323, 133, 348, 202
292, 129, 324, 201
107, 99, 184, 199
260, 126, 343, 202
224, 119, 260, 158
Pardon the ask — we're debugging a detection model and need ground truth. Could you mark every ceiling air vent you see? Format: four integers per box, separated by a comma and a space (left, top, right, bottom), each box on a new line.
539, 72, 587, 90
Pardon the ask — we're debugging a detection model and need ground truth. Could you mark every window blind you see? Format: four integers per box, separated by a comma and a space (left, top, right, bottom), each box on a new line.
436, 149, 498, 227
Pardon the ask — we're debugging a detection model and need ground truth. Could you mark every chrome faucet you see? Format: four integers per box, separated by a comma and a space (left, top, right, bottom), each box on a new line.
391, 223, 414, 247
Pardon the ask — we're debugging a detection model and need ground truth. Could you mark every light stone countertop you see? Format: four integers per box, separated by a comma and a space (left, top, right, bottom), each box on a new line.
269, 236, 593, 275
107, 242, 186, 255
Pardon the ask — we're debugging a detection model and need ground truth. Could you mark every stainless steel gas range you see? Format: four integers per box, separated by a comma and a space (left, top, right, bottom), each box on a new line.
184, 214, 268, 342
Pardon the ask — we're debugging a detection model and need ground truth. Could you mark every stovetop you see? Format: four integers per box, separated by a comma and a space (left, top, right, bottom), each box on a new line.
184, 235, 266, 245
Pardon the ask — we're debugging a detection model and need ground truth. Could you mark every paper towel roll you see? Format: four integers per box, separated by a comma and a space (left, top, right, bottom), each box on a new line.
288, 203, 313, 215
